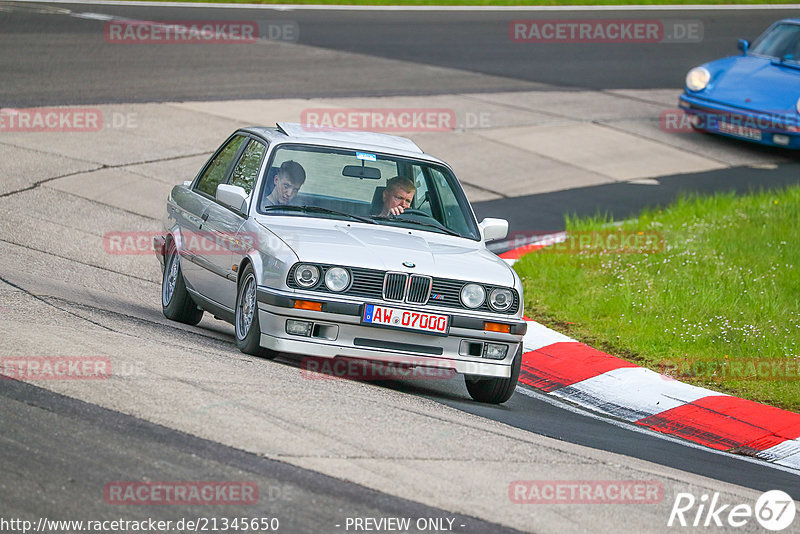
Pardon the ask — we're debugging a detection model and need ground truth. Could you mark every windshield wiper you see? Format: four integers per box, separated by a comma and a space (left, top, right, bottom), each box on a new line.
262, 205, 377, 224
371, 215, 462, 237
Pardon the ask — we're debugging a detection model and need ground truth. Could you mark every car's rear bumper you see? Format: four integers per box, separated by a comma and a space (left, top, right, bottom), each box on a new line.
679, 93, 800, 148
256, 286, 525, 379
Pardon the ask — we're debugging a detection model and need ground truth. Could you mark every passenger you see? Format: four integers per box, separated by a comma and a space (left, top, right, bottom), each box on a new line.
263, 160, 306, 207
378, 176, 416, 217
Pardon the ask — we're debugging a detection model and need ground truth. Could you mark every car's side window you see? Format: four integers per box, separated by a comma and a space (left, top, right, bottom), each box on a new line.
230, 140, 267, 195
408, 165, 433, 217
431, 169, 471, 235
195, 135, 246, 197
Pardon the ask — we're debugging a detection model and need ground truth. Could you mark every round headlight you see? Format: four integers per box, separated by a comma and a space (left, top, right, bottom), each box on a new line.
324, 267, 350, 292
686, 67, 710, 92
294, 264, 319, 288
489, 288, 514, 312
460, 283, 486, 309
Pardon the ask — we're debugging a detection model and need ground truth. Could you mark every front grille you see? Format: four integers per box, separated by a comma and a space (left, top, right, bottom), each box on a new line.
287, 264, 519, 314
383, 273, 407, 301
407, 275, 432, 304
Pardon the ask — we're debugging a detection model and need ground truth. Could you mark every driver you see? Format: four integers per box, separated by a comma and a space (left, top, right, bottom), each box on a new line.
378, 176, 415, 217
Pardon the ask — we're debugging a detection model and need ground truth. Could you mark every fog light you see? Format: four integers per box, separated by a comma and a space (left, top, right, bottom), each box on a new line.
774, 134, 790, 146
484, 343, 508, 360
286, 319, 313, 337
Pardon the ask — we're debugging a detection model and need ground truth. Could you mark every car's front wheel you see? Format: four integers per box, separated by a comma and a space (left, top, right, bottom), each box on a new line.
235, 264, 276, 359
464, 346, 521, 404
162, 240, 204, 325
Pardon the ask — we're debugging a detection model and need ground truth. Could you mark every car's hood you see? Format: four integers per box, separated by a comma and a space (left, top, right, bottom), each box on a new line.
256, 217, 516, 287
703, 56, 800, 113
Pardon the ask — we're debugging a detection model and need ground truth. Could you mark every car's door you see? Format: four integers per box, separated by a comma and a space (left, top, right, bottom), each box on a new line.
181, 134, 247, 299
198, 137, 267, 310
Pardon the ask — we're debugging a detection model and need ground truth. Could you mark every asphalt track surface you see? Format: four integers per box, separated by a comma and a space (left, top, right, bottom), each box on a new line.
2, 3, 800, 105
2, 2, 800, 532
0, 377, 521, 533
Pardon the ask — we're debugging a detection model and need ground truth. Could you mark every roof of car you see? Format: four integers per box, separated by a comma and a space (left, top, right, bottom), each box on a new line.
243, 123, 428, 157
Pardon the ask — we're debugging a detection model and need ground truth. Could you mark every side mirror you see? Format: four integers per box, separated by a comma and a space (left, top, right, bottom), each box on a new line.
479, 218, 509, 242
737, 39, 749, 53
216, 184, 248, 214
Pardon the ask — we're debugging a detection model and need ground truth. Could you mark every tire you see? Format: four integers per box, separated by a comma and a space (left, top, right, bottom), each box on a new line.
235, 264, 276, 359
162, 240, 203, 326
464, 345, 521, 404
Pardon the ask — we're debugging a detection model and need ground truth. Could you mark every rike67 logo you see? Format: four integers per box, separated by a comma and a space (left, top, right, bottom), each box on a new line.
668, 490, 796, 531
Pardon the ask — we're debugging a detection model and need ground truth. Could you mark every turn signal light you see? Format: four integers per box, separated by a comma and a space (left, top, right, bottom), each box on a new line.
294, 300, 322, 312
484, 322, 511, 334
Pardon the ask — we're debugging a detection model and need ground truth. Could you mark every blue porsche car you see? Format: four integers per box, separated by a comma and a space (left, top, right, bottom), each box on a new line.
679, 19, 800, 149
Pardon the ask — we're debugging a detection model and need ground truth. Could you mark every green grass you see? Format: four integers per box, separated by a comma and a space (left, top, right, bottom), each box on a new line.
144, 0, 799, 5
514, 186, 800, 412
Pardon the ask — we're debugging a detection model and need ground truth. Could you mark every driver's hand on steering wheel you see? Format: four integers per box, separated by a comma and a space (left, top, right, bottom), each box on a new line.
387, 205, 406, 216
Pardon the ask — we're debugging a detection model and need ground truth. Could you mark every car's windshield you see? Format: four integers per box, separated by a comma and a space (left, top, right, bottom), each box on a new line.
750, 23, 800, 61
256, 144, 480, 240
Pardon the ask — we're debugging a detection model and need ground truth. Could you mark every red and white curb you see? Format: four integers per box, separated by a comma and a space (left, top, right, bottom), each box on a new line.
501, 249, 800, 469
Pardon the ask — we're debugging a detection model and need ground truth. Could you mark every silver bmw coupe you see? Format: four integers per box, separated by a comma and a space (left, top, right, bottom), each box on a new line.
155, 123, 525, 403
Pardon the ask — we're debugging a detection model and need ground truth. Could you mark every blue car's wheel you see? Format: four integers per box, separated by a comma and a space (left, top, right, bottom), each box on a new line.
161, 240, 203, 326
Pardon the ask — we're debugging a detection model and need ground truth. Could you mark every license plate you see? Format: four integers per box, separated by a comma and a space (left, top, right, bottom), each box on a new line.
362, 304, 449, 335
718, 120, 762, 141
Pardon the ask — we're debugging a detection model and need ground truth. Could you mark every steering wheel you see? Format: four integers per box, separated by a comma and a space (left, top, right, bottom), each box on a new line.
396, 208, 429, 217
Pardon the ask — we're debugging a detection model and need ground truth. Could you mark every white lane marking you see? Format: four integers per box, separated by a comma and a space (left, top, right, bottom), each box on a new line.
759, 438, 800, 466
549, 366, 725, 422
70, 11, 114, 20
774, 452, 800, 470
521, 321, 575, 352
10, 1, 800, 11
515, 385, 800, 476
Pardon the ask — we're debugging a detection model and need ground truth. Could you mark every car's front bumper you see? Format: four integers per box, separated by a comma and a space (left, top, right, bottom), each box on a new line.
679, 93, 800, 149
256, 286, 526, 378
